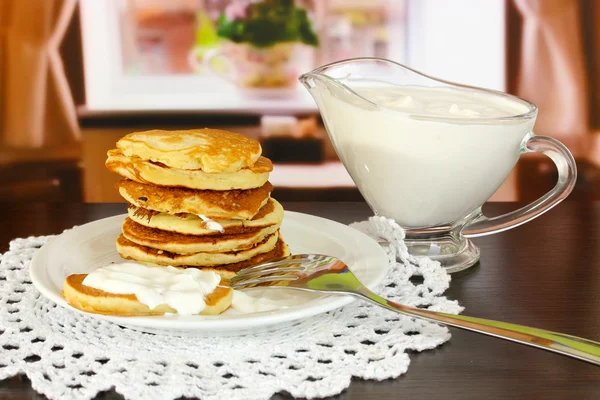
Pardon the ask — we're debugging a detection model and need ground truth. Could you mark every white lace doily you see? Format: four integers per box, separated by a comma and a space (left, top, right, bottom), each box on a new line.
0, 217, 463, 400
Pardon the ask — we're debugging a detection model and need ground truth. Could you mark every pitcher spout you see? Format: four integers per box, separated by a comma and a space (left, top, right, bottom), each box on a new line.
298, 63, 351, 95
299, 59, 384, 114
298, 70, 327, 93
299, 57, 441, 115
300, 57, 536, 122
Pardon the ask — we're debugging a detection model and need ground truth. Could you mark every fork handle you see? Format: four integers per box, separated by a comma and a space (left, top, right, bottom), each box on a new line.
353, 286, 600, 366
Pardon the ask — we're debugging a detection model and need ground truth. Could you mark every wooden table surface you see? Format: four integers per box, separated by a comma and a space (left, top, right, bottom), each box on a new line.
1, 201, 599, 399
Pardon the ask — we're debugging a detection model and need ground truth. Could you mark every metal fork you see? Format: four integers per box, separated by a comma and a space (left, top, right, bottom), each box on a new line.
230, 254, 600, 366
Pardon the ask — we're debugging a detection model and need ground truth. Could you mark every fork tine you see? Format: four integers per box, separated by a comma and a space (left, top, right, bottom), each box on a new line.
230, 275, 299, 289
234, 254, 330, 277
233, 256, 304, 277
229, 266, 305, 284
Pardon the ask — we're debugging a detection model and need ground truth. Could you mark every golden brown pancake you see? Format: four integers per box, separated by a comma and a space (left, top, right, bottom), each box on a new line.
128, 198, 284, 236
117, 179, 273, 220
125, 236, 291, 282
116, 231, 279, 267
116, 128, 262, 172
121, 217, 280, 254
106, 148, 272, 190
62, 274, 233, 316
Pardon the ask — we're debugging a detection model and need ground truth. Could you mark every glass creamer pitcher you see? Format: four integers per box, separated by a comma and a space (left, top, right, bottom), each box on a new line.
299, 58, 576, 273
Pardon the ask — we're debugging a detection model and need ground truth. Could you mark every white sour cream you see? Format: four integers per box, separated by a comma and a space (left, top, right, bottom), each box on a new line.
352, 85, 528, 118
197, 214, 225, 233
230, 290, 284, 313
82, 263, 221, 315
312, 83, 534, 227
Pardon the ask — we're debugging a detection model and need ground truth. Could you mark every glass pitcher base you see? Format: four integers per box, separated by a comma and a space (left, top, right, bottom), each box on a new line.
404, 233, 480, 273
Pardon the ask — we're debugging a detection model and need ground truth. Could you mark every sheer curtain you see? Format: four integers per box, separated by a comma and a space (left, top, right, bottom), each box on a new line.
513, 0, 588, 140
0, 0, 80, 149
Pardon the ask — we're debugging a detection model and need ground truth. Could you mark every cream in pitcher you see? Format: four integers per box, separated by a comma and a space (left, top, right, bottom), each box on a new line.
300, 58, 576, 273
313, 84, 533, 227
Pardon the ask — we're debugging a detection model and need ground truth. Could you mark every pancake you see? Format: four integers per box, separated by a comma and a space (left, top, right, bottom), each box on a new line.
121, 217, 280, 254
116, 128, 262, 172
106, 148, 272, 190
116, 236, 290, 282
116, 230, 279, 267
62, 274, 232, 316
117, 179, 273, 220
128, 198, 284, 236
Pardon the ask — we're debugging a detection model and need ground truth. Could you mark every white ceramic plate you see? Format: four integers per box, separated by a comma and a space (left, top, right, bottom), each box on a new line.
30, 211, 388, 336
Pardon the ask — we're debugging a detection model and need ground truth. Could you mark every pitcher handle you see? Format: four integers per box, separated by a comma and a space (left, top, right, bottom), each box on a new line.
462, 134, 577, 238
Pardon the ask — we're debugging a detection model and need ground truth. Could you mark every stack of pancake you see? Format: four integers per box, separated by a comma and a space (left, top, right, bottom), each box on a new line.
105, 128, 290, 280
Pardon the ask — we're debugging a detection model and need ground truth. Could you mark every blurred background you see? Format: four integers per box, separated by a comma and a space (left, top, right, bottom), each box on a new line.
1, 0, 599, 203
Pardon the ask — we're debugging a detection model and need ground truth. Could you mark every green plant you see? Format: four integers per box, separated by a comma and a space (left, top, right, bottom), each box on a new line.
217, 0, 319, 48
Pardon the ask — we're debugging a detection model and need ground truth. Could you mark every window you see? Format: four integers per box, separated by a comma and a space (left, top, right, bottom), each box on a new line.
79, 0, 409, 113
79, 0, 504, 113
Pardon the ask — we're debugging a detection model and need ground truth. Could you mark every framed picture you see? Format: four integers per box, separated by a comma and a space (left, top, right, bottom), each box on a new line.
79, 0, 504, 114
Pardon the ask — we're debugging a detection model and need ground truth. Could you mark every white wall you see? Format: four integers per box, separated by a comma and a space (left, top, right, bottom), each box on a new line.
406, 0, 506, 91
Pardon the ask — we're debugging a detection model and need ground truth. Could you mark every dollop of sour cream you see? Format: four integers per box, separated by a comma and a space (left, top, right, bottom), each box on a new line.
197, 214, 225, 233
230, 290, 283, 313
82, 263, 221, 315
353, 85, 528, 118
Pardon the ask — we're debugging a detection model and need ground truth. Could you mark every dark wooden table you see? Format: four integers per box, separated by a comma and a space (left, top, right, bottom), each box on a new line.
1, 202, 599, 399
